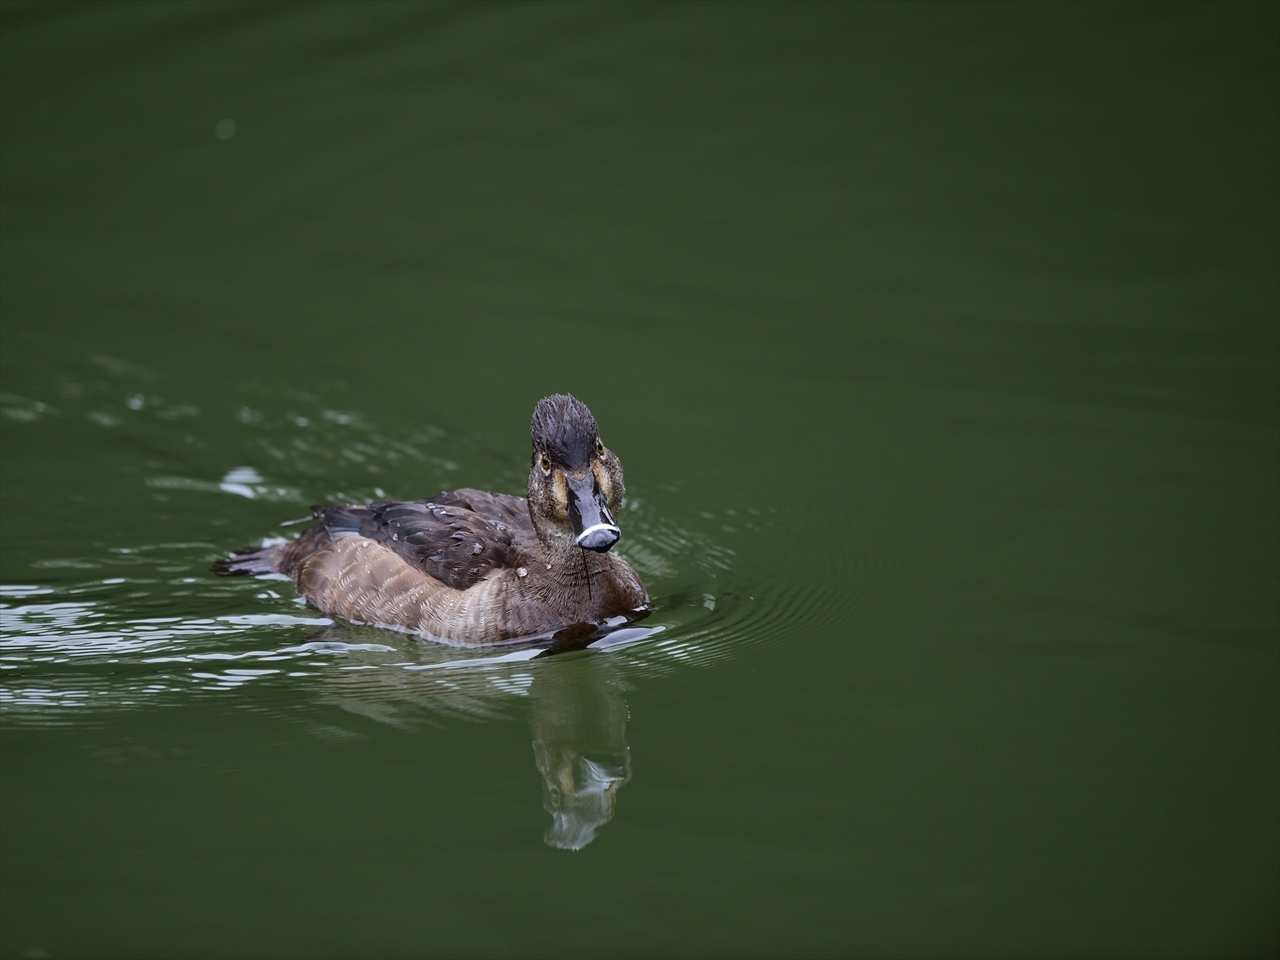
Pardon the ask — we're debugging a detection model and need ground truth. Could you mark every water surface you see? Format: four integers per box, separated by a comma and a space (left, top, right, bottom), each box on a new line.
2, 2, 1277, 957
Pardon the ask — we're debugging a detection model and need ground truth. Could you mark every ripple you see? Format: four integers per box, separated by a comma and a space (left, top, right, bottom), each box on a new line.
1, 386, 858, 728
1, 501, 873, 727
145, 468, 304, 503
0, 567, 698, 729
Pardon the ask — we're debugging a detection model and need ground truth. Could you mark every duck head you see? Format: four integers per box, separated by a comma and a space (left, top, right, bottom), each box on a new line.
527, 394, 626, 553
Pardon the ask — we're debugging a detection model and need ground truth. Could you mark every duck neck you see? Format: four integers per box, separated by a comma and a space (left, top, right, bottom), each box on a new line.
535, 531, 614, 587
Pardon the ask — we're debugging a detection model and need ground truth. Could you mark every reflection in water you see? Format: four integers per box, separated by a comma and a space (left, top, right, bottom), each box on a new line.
309, 625, 643, 849
330, 625, 649, 850
263, 621, 650, 849
529, 656, 631, 851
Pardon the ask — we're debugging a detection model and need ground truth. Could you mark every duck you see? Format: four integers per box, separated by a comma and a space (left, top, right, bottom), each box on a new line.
215, 394, 649, 645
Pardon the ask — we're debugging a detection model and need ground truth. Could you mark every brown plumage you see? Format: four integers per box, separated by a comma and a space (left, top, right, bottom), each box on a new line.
215, 395, 649, 645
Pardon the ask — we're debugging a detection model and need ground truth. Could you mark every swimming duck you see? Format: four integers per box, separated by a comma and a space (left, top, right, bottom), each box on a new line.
215, 394, 649, 645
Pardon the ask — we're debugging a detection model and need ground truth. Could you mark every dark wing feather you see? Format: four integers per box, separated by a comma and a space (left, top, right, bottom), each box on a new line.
313, 489, 530, 591
433, 488, 535, 538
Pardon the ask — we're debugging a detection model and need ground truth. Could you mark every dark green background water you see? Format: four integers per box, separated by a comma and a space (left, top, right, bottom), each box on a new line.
2, 2, 1277, 957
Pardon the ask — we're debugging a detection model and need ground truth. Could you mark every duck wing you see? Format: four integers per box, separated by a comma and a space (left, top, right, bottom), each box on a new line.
435, 488, 535, 539
314, 489, 532, 591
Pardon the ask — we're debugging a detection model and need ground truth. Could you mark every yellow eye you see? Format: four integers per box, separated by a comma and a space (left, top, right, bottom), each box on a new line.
539, 453, 552, 476
596, 439, 605, 456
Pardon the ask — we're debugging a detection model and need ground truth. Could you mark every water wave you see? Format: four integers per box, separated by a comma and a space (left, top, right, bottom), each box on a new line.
0, 385, 846, 729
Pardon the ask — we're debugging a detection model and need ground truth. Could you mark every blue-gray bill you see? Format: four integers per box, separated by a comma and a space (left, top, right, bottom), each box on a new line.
567, 473, 621, 552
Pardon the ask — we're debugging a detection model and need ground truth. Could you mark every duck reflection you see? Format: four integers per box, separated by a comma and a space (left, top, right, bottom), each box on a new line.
298, 622, 649, 850
528, 654, 631, 850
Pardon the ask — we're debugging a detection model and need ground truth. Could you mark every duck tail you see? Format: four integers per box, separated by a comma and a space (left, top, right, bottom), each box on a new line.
212, 544, 285, 577
212, 522, 331, 578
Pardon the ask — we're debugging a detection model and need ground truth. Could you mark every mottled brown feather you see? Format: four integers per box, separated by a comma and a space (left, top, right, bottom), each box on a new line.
313, 488, 529, 590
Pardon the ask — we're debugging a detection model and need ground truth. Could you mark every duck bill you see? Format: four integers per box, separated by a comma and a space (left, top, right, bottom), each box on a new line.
566, 473, 621, 552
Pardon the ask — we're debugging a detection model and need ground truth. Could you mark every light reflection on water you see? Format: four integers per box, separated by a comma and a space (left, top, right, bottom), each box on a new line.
0, 576, 751, 715
1, 572, 734, 848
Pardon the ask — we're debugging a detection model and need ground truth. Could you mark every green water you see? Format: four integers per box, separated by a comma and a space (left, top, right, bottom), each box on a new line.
2, 2, 1277, 956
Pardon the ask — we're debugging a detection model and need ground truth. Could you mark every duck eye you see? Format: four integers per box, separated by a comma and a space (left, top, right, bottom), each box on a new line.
539, 453, 552, 476
596, 439, 605, 456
